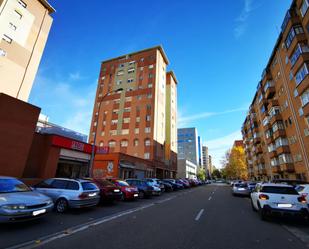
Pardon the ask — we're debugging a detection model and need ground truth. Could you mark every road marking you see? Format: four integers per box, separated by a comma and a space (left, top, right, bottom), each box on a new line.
208, 196, 212, 201
282, 225, 309, 247
195, 209, 205, 221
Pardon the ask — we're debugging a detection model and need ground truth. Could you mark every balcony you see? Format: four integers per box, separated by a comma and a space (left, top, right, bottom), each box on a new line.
276, 145, 290, 155
292, 50, 309, 75
281, 10, 300, 34
287, 32, 308, 57
303, 102, 309, 116
268, 99, 279, 109
269, 113, 283, 125
266, 135, 275, 145
280, 163, 295, 173
296, 77, 309, 96
269, 150, 277, 158
273, 129, 286, 140
262, 68, 272, 82
264, 81, 275, 99
272, 166, 282, 174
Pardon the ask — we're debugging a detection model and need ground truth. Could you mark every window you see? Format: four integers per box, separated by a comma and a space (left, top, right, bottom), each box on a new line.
133, 139, 139, 146
147, 93, 152, 99
285, 26, 304, 48
258, 94, 263, 103
120, 140, 128, 147
127, 78, 134, 83
101, 131, 105, 136
128, 68, 135, 74
2, 34, 12, 44
111, 119, 118, 125
124, 107, 131, 113
134, 128, 139, 134
146, 115, 151, 121
269, 106, 280, 118
125, 96, 132, 102
117, 70, 124, 76
52, 180, 68, 189
9, 22, 17, 31
295, 63, 308, 85
14, 10, 22, 19
300, 89, 309, 107
146, 104, 151, 110
148, 83, 153, 88
275, 137, 288, 148
149, 64, 154, 69
123, 118, 130, 123
117, 80, 122, 85
119, 64, 124, 68
145, 139, 151, 146
145, 127, 151, 133
272, 121, 284, 132
300, 0, 309, 17
149, 73, 153, 78
144, 153, 150, 159
122, 129, 129, 135
136, 117, 140, 123
279, 154, 293, 164
110, 130, 117, 136
108, 140, 116, 147
268, 144, 276, 152
18, 0, 27, 8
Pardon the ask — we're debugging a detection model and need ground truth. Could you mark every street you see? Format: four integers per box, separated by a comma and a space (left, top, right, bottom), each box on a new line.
1, 184, 309, 249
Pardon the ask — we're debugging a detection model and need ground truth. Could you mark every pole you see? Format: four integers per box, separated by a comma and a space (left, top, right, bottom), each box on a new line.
88, 88, 123, 177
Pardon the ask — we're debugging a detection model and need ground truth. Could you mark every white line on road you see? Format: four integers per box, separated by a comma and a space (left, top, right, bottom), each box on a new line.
195, 209, 205, 221
208, 196, 212, 201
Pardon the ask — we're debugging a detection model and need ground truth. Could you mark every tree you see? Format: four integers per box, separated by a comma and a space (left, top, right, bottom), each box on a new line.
197, 168, 206, 180
222, 146, 247, 180
212, 168, 222, 179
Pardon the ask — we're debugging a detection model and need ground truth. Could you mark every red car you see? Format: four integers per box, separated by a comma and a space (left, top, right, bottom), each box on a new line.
90, 178, 122, 202
109, 179, 139, 200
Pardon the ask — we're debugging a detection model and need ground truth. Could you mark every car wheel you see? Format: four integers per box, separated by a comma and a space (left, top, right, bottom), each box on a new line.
258, 203, 266, 221
251, 199, 257, 212
139, 191, 145, 199
55, 198, 68, 213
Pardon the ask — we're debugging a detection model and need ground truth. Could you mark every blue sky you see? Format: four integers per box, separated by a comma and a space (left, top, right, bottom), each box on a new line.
29, 0, 291, 167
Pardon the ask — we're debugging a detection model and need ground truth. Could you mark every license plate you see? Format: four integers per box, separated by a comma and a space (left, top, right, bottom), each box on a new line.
33, 209, 46, 216
134, 194, 138, 197
278, 203, 292, 208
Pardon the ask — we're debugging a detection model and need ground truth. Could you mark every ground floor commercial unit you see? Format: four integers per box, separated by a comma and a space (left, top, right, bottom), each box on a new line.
176, 159, 197, 179
93, 153, 177, 180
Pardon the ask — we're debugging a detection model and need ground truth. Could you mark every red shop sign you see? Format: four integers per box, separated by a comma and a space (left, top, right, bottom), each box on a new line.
52, 135, 93, 154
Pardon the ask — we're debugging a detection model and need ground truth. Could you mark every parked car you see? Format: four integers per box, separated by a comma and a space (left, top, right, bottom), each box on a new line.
108, 179, 139, 200
89, 178, 122, 202
125, 179, 154, 198
271, 179, 309, 187
251, 183, 308, 220
232, 183, 250, 196
177, 179, 190, 188
33, 178, 100, 213
158, 180, 173, 192
146, 178, 165, 193
188, 179, 198, 187
247, 182, 257, 193
295, 184, 309, 202
163, 179, 184, 190
0, 176, 54, 222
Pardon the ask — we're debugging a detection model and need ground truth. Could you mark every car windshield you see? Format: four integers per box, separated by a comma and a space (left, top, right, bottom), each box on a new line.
235, 184, 247, 188
96, 179, 115, 187
81, 182, 98, 190
0, 179, 31, 193
261, 186, 299, 195
117, 181, 130, 187
295, 186, 305, 192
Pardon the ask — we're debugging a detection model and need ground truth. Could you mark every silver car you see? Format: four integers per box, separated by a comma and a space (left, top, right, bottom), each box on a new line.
232, 183, 250, 196
0, 176, 53, 222
33, 178, 100, 213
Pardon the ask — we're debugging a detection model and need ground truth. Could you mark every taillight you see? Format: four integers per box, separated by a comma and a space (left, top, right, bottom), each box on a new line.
259, 194, 269, 200
78, 193, 88, 199
302, 193, 308, 197
298, 196, 307, 204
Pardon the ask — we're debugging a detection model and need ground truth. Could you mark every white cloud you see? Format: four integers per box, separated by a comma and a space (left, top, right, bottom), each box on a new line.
178, 105, 248, 127
234, 0, 255, 39
30, 72, 96, 136
204, 130, 242, 169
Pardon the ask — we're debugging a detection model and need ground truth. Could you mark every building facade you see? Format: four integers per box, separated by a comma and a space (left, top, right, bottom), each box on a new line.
177, 127, 199, 165
198, 136, 203, 166
177, 159, 197, 179
89, 46, 178, 179
202, 146, 210, 177
242, 0, 309, 181
0, 0, 54, 101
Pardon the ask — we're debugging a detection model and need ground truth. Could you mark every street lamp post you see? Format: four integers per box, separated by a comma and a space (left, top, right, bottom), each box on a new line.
88, 88, 123, 177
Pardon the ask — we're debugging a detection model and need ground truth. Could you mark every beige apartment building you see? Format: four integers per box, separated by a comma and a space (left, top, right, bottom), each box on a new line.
89, 46, 178, 179
242, 0, 309, 181
0, 0, 54, 102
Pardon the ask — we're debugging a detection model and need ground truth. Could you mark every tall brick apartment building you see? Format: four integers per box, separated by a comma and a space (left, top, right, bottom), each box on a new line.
89, 46, 178, 179
242, 0, 309, 181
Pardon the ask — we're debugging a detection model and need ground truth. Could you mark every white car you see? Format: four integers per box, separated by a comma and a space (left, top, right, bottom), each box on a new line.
250, 183, 308, 220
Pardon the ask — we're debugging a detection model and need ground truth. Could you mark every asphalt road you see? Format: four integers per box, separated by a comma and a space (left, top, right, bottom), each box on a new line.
2, 184, 309, 249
